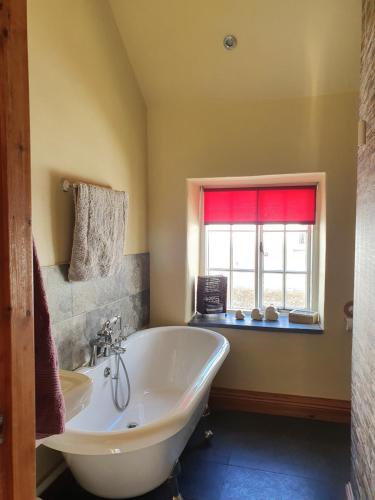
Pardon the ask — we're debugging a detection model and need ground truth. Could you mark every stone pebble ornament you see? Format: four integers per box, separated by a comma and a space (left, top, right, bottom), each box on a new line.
251, 308, 264, 320
235, 309, 245, 320
264, 305, 279, 321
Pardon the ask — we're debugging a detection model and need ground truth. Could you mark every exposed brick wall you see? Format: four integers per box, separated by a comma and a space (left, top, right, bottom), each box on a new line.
351, 1, 375, 498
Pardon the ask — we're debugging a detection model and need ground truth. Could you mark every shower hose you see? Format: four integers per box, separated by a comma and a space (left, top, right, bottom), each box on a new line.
112, 350, 131, 411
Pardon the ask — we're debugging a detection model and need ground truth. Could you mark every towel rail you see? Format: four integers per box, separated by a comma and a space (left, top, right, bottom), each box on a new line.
61, 179, 78, 192
61, 179, 112, 192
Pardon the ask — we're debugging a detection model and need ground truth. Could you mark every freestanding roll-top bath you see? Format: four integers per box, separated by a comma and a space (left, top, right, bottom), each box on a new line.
44, 326, 230, 498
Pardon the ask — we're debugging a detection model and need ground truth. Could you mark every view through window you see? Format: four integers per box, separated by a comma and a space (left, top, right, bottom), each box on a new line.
205, 223, 312, 311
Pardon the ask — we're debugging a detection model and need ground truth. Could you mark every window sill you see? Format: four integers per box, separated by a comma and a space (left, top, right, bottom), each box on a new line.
188, 311, 324, 334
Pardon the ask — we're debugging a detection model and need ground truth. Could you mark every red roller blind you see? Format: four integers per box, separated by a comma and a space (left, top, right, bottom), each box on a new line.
204, 189, 258, 224
204, 186, 316, 225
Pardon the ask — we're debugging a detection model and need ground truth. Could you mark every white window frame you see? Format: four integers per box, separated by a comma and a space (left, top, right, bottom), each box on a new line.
201, 222, 317, 312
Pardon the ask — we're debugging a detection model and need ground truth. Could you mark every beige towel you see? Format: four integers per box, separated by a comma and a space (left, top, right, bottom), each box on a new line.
68, 183, 128, 281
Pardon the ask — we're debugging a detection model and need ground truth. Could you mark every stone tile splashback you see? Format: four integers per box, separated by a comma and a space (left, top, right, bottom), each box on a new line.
351, 1, 375, 499
42, 253, 150, 370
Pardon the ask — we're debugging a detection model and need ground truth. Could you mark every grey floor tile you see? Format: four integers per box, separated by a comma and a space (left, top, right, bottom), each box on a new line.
179, 456, 228, 500
220, 465, 343, 500
228, 419, 350, 484
182, 418, 236, 465
229, 434, 349, 481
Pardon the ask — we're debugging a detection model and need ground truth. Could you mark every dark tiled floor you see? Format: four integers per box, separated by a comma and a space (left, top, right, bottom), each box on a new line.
42, 411, 350, 500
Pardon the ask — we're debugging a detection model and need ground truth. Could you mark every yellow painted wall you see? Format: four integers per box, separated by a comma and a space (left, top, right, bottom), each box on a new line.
28, 0, 148, 266
28, 0, 149, 486
148, 93, 358, 400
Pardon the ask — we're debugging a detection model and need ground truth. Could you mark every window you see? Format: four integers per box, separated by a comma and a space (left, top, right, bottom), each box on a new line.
205, 223, 313, 310
202, 186, 317, 312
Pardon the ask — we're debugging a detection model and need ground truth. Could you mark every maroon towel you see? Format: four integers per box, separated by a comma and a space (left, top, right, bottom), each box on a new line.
34, 241, 65, 439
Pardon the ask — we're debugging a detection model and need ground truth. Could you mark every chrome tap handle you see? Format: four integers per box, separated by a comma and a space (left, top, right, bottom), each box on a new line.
105, 316, 121, 328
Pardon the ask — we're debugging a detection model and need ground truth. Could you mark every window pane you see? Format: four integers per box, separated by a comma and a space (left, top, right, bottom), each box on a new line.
232, 224, 256, 231
263, 232, 284, 271
208, 231, 230, 268
232, 272, 255, 310
286, 232, 307, 272
285, 274, 307, 309
286, 224, 308, 231
263, 224, 285, 231
263, 273, 283, 307
232, 231, 255, 269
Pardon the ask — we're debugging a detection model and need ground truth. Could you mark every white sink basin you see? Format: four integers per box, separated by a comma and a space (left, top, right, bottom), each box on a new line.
36, 370, 92, 447
59, 369, 93, 422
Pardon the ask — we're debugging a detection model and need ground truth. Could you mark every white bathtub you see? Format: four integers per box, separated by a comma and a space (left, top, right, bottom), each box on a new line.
44, 326, 230, 498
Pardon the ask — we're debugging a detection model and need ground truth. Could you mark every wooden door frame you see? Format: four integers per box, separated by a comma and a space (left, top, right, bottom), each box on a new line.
0, 0, 35, 499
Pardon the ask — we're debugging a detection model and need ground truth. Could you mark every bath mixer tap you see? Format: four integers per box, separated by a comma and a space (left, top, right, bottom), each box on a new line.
89, 315, 126, 366
89, 323, 113, 366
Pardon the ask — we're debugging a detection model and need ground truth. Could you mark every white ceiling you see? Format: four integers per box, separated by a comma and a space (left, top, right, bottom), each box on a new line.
110, 0, 361, 105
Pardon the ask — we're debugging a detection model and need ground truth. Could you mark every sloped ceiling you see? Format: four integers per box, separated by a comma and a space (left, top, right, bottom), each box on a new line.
110, 0, 361, 104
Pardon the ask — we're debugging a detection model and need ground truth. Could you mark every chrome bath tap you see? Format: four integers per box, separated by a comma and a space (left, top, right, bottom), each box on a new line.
89, 315, 124, 366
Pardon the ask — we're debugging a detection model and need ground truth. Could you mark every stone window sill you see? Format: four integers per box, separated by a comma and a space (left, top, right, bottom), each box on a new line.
188, 311, 323, 334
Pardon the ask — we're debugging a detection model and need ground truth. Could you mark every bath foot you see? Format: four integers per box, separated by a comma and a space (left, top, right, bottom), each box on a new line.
168, 460, 183, 500
204, 429, 214, 441
202, 404, 211, 418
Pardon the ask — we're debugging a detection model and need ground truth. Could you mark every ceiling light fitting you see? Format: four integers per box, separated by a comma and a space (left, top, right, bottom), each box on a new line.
223, 35, 237, 50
